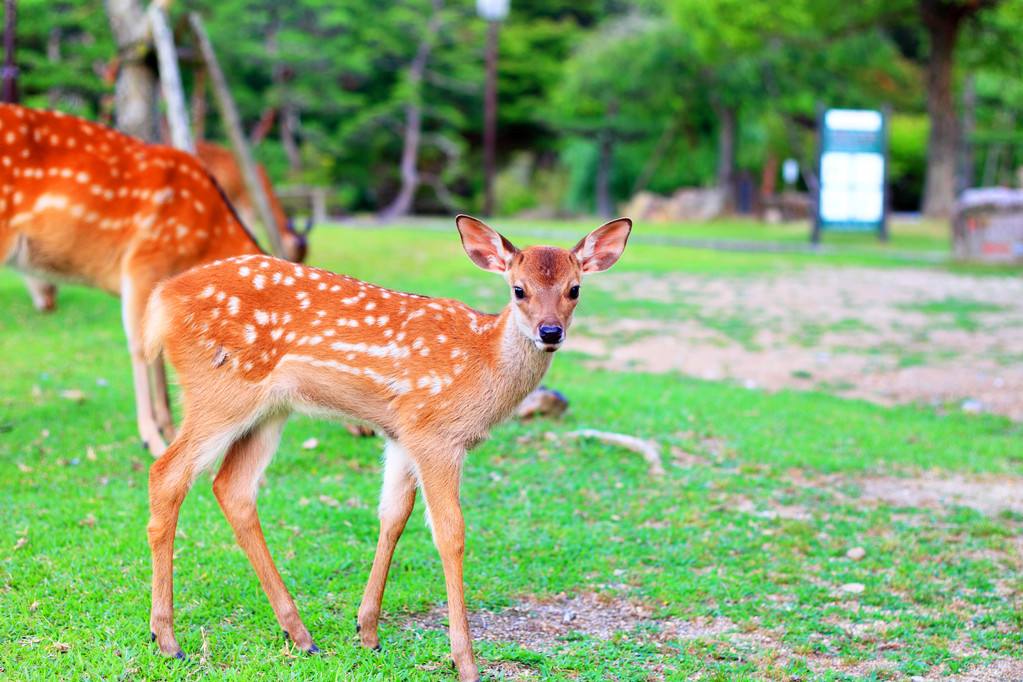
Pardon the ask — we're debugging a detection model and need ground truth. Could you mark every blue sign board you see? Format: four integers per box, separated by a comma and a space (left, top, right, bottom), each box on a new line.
813, 108, 889, 241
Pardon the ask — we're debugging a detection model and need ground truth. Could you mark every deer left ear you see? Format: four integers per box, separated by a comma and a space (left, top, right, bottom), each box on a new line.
572, 218, 632, 273
456, 214, 518, 273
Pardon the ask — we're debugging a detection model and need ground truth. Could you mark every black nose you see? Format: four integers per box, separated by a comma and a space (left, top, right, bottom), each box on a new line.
539, 325, 563, 344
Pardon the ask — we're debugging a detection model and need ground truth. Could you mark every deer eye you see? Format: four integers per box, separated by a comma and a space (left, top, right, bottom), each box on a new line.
513, 286, 526, 300
568, 285, 580, 300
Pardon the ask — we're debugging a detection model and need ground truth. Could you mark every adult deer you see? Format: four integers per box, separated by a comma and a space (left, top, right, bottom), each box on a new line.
18, 138, 307, 312
142, 215, 632, 680
0, 103, 305, 456
195, 140, 309, 263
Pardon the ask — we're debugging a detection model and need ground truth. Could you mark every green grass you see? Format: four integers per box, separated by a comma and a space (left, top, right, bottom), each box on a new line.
1, 224, 1021, 680
395, 216, 953, 254
338, 216, 1023, 276
899, 297, 1010, 332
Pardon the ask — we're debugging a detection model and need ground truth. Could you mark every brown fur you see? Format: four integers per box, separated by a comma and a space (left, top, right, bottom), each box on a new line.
0, 103, 304, 455
195, 141, 305, 262
141, 215, 631, 680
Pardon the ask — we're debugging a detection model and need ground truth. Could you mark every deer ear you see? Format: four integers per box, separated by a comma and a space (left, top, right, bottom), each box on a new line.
456, 214, 518, 273
572, 218, 632, 273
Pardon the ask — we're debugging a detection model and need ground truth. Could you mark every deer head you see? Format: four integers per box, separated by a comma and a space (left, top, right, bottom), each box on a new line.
282, 216, 311, 263
456, 215, 632, 352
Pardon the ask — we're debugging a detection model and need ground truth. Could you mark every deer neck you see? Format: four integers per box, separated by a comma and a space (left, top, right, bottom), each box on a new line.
478, 307, 553, 422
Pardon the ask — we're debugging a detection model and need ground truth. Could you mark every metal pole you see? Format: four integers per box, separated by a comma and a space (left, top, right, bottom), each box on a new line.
810, 104, 824, 245
482, 20, 498, 217
879, 104, 891, 242
2, 0, 17, 103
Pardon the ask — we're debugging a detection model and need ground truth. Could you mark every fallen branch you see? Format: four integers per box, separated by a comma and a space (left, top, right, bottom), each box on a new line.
562, 429, 665, 478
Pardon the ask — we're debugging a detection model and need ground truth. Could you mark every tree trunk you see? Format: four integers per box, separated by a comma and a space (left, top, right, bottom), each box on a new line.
632, 116, 679, 196
105, 0, 159, 141
265, 8, 302, 172
595, 132, 614, 219
482, 20, 499, 216
280, 104, 301, 171
920, 4, 962, 217
191, 66, 207, 141
3, 0, 19, 103
148, 3, 193, 151
189, 11, 285, 257
46, 26, 62, 108
379, 0, 443, 221
958, 73, 975, 193
249, 107, 276, 145
715, 104, 737, 212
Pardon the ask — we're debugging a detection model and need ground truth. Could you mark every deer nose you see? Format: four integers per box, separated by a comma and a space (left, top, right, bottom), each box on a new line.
538, 325, 563, 344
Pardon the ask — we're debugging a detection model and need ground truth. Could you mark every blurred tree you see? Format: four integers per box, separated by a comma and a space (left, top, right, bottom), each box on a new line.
16, 0, 111, 116
379, 0, 444, 220
915, 0, 1005, 217
957, 0, 1023, 188
548, 14, 690, 215
7, 0, 1021, 216
663, 0, 914, 208
105, 0, 158, 140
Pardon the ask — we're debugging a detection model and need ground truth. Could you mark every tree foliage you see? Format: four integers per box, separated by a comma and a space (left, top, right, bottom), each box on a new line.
6, 0, 1023, 214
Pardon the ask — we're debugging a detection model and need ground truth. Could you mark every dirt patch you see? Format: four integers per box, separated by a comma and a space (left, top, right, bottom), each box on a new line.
785, 468, 1023, 517
940, 658, 1023, 682
733, 495, 813, 521
402, 592, 734, 653
482, 660, 541, 680
575, 267, 1023, 419
726, 627, 902, 679
858, 474, 1023, 515
403, 591, 1022, 679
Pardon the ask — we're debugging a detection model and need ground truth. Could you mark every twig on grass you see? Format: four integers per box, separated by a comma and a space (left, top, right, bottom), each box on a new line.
561, 429, 665, 478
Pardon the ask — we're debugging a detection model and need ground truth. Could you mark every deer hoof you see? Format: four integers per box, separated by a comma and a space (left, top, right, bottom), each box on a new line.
150, 632, 156, 642
373, 644, 382, 652
307, 643, 320, 655
354, 622, 361, 633
174, 650, 187, 661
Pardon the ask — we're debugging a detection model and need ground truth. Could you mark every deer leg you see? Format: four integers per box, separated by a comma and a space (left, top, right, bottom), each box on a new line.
147, 424, 208, 657
150, 354, 175, 442
211, 416, 317, 652
357, 440, 417, 649
417, 455, 478, 682
121, 275, 167, 456
23, 274, 57, 312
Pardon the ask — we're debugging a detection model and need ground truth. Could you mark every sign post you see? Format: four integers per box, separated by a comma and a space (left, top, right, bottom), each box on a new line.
812, 108, 889, 243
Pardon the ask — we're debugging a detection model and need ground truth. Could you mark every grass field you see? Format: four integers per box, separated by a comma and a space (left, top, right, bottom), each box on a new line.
1, 219, 1021, 680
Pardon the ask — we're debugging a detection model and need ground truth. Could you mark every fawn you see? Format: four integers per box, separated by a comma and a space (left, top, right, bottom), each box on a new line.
0, 103, 306, 456
141, 215, 632, 680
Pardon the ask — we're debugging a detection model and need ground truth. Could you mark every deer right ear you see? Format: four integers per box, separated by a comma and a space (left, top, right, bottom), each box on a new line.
572, 217, 632, 273
455, 214, 518, 273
